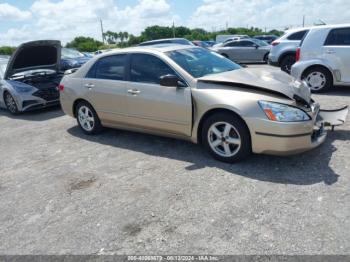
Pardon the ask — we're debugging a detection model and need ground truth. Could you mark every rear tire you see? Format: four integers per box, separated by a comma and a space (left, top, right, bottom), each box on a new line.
280, 54, 295, 74
201, 113, 251, 163
263, 53, 269, 63
4, 92, 19, 115
75, 101, 103, 135
302, 67, 332, 93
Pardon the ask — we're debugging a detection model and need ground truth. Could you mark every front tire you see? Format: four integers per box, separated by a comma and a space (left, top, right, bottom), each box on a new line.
75, 101, 103, 135
201, 113, 251, 163
4, 92, 19, 115
302, 67, 332, 93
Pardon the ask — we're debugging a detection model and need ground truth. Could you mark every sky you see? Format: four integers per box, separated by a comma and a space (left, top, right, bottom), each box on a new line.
0, 0, 350, 46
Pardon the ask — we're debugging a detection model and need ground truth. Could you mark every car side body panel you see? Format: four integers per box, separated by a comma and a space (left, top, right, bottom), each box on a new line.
60, 45, 347, 157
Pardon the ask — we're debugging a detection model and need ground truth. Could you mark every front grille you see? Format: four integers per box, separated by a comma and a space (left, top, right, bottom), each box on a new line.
32, 88, 59, 102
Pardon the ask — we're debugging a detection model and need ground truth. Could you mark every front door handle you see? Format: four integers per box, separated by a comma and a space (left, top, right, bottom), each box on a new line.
84, 83, 95, 89
128, 89, 141, 95
326, 50, 335, 54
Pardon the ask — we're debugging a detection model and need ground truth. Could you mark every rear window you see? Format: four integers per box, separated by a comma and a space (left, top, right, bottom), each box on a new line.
324, 28, 350, 46
287, 30, 308, 41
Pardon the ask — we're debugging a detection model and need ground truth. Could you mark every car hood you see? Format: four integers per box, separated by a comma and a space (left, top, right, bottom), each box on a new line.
197, 67, 311, 103
4, 40, 61, 79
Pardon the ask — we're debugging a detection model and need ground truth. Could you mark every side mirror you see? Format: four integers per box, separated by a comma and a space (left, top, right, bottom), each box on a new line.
254, 44, 259, 49
160, 74, 186, 88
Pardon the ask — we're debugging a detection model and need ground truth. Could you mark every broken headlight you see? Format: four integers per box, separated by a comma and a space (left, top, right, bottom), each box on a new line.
258, 101, 311, 122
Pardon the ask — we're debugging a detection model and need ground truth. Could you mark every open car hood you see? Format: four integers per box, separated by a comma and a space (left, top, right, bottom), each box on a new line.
4, 40, 61, 79
197, 67, 311, 103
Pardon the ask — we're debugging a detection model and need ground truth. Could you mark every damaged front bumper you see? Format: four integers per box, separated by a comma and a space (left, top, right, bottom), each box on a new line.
248, 105, 348, 155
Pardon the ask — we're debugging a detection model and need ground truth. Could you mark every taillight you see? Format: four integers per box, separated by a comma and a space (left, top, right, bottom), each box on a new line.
271, 41, 280, 46
58, 84, 64, 92
296, 47, 301, 62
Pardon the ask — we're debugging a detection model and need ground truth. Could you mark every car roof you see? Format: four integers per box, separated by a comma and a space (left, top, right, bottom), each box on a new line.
96, 44, 197, 58
140, 38, 188, 44
307, 23, 350, 31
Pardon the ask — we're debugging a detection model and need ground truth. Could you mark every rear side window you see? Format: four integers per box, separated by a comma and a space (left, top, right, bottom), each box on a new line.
130, 54, 176, 84
239, 40, 255, 47
88, 54, 126, 80
224, 41, 239, 47
287, 30, 307, 40
324, 28, 350, 46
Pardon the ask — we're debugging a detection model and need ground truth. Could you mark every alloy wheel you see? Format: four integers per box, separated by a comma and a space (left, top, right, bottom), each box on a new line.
78, 106, 95, 132
5, 93, 18, 114
207, 121, 242, 157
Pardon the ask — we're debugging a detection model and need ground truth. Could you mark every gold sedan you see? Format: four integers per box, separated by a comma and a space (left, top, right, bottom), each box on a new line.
59, 45, 348, 162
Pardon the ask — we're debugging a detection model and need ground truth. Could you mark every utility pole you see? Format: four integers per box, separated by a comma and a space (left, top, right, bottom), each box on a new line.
302, 15, 305, 27
100, 18, 105, 44
172, 21, 175, 38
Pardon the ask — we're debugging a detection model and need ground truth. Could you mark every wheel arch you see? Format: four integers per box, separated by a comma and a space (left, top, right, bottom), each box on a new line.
301, 64, 334, 84
72, 98, 91, 118
196, 108, 251, 145
278, 51, 296, 65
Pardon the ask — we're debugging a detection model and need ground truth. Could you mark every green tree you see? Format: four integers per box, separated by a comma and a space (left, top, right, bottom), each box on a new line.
66, 36, 103, 52
0, 46, 16, 55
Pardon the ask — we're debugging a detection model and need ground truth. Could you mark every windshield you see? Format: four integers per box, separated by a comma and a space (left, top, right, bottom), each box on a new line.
62, 48, 85, 59
166, 48, 241, 78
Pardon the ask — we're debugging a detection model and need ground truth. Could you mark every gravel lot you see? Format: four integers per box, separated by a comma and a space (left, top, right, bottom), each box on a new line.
0, 65, 349, 255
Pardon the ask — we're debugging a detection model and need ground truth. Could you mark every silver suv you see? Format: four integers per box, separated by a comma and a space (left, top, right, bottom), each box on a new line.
268, 27, 310, 73
291, 24, 350, 93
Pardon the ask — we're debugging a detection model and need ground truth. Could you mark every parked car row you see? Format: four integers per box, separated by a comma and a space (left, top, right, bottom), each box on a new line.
1, 35, 348, 163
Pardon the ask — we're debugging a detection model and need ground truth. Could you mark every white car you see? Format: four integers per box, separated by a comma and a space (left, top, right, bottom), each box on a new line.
291, 24, 350, 93
268, 27, 310, 73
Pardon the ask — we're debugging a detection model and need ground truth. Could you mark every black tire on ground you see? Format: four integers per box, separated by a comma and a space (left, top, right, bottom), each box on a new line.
75, 101, 103, 135
263, 53, 269, 63
302, 66, 333, 93
280, 54, 295, 74
201, 112, 251, 163
4, 91, 19, 115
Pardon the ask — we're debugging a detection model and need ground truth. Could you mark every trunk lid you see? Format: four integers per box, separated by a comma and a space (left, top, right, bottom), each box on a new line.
197, 67, 311, 103
4, 40, 61, 79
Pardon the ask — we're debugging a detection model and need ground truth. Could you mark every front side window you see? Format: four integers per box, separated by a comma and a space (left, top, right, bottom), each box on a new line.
130, 54, 176, 84
324, 28, 350, 46
89, 55, 126, 80
166, 47, 241, 78
287, 30, 307, 41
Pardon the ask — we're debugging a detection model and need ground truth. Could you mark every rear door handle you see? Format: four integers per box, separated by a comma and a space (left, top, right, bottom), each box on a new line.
128, 89, 141, 95
326, 50, 335, 54
84, 83, 95, 89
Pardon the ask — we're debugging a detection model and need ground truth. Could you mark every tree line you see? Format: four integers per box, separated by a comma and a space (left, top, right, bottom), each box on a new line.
0, 25, 284, 54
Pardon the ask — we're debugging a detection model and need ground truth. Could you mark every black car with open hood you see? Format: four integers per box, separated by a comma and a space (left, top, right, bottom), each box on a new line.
0, 40, 64, 114
4, 40, 61, 79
